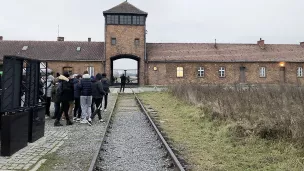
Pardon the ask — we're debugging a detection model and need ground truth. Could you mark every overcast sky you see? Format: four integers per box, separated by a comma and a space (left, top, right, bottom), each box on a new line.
1, 0, 303, 69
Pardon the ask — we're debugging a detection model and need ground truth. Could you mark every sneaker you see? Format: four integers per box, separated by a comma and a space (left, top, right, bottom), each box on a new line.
88, 118, 92, 125
80, 119, 87, 124
73, 117, 77, 121
104, 109, 107, 112
99, 119, 105, 122
67, 120, 73, 126
76, 118, 81, 122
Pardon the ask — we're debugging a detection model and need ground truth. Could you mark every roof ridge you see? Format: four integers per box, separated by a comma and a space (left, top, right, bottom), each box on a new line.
103, 1, 147, 15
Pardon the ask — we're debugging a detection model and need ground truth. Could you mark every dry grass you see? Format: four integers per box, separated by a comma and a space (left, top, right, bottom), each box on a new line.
171, 84, 304, 140
139, 91, 304, 171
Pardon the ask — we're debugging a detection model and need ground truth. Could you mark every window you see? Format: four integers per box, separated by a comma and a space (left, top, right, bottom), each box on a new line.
87, 66, 94, 76
177, 67, 184, 77
119, 15, 131, 24
260, 67, 266, 77
63, 67, 73, 75
135, 38, 140, 46
106, 15, 119, 24
139, 16, 145, 25
111, 38, 116, 45
297, 67, 303, 77
76, 47, 81, 52
197, 67, 204, 77
132, 16, 140, 25
219, 67, 225, 78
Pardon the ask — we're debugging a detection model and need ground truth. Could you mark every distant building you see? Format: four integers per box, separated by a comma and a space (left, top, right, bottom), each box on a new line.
1, 2, 304, 85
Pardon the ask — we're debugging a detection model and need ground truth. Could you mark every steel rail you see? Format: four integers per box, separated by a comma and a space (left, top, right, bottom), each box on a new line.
88, 94, 118, 171
132, 89, 185, 171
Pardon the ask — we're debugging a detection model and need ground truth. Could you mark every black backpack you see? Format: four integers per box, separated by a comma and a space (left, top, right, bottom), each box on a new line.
102, 79, 110, 92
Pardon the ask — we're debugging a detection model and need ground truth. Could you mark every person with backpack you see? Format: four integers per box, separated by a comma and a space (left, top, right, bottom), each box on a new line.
54, 72, 74, 126
78, 71, 93, 126
101, 73, 110, 112
91, 73, 106, 122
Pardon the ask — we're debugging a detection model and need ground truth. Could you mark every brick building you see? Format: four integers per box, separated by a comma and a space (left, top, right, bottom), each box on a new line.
1, 2, 304, 85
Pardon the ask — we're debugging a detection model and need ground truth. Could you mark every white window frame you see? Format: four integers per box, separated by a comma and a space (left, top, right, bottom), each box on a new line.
87, 66, 94, 76
219, 67, 225, 78
177, 67, 183, 78
260, 67, 266, 78
198, 67, 204, 77
297, 67, 303, 77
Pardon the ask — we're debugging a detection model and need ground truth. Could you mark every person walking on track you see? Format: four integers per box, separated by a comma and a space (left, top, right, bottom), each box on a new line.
120, 74, 126, 93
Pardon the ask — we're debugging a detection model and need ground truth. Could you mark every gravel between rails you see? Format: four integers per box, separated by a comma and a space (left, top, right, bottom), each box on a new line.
95, 94, 174, 171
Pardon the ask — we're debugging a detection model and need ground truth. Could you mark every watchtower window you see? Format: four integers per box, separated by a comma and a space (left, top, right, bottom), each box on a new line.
120, 15, 132, 25
111, 38, 116, 45
107, 15, 119, 24
106, 15, 145, 26
135, 39, 140, 46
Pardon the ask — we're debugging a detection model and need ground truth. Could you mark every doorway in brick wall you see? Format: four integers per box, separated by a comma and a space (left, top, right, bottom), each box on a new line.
240, 66, 246, 83
110, 54, 139, 86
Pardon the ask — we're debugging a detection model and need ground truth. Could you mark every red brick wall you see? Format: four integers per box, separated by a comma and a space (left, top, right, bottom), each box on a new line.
147, 62, 304, 85
105, 25, 146, 85
47, 61, 104, 76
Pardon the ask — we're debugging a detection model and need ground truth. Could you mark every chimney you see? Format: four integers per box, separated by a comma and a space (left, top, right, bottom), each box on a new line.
57, 37, 64, 41
300, 42, 304, 48
88, 37, 91, 42
0, 36, 3, 41
257, 38, 265, 49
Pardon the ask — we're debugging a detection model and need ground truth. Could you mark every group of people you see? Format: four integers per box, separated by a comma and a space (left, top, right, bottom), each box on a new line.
45, 71, 110, 127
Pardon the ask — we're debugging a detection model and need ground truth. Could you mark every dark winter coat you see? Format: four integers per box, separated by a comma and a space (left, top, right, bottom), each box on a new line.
101, 77, 110, 93
78, 74, 92, 96
92, 81, 106, 98
73, 78, 81, 98
58, 75, 73, 102
56, 75, 74, 102
51, 83, 59, 103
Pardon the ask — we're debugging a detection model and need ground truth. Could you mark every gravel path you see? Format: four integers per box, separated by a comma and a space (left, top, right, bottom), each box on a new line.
96, 94, 174, 171
43, 93, 117, 171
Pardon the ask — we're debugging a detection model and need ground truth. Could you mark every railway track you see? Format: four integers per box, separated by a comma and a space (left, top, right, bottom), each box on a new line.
88, 92, 185, 171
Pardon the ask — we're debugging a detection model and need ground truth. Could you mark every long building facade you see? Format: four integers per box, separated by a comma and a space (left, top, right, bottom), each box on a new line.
1, 1, 304, 85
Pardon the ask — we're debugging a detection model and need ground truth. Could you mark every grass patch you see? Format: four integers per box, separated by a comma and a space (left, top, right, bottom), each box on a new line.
139, 92, 304, 171
36, 153, 63, 171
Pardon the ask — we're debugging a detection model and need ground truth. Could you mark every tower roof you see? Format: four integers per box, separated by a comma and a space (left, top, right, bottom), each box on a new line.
103, 1, 147, 16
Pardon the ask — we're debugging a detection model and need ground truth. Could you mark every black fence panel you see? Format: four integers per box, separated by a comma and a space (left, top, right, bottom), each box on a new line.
28, 106, 45, 143
1, 57, 23, 112
1, 111, 29, 156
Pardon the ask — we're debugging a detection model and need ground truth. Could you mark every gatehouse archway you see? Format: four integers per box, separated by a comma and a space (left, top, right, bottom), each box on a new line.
110, 54, 140, 86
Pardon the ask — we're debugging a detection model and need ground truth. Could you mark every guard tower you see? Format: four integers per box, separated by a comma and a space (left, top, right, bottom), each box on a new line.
103, 1, 148, 85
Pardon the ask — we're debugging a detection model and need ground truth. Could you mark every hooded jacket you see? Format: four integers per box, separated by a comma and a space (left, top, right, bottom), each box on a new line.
58, 75, 73, 102
92, 75, 106, 98
78, 74, 92, 96
73, 78, 81, 98
101, 77, 110, 93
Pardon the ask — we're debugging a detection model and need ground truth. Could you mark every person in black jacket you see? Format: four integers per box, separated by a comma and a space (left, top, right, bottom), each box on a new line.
54, 72, 73, 126
73, 74, 82, 122
101, 73, 110, 112
79, 71, 93, 126
91, 73, 106, 122
120, 74, 126, 93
